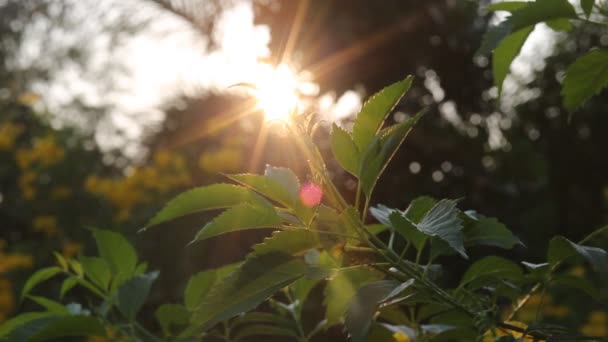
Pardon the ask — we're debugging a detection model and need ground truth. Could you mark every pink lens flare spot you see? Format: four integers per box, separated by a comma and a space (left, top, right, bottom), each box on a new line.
299, 183, 323, 207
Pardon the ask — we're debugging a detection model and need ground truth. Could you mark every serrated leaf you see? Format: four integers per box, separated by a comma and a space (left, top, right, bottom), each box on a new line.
381, 279, 416, 303
330, 123, 360, 176
416, 199, 467, 259
323, 266, 384, 326
156, 304, 190, 336
79, 256, 111, 292
581, 0, 595, 18
359, 111, 424, 198
191, 230, 319, 330
92, 229, 137, 280
493, 26, 534, 94
60, 277, 78, 299
117, 271, 159, 321
144, 184, 255, 228
345, 280, 400, 342
548, 236, 607, 272
26, 296, 68, 314
461, 256, 523, 289
389, 212, 427, 251
463, 216, 522, 249
192, 203, 283, 243
405, 196, 437, 223
562, 49, 608, 112
184, 263, 238, 310
21, 267, 63, 299
227, 174, 294, 208
352, 76, 413, 152
264, 165, 300, 200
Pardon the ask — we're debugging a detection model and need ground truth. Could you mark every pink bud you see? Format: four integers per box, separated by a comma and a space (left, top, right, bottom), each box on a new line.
299, 182, 323, 207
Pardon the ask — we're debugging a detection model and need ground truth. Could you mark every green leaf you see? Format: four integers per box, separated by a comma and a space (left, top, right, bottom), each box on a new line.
92, 229, 137, 280
156, 304, 190, 336
117, 271, 159, 321
382, 279, 416, 303
486, 2, 529, 12
144, 184, 255, 228
21, 267, 62, 299
192, 203, 283, 243
389, 212, 427, 251
545, 18, 572, 32
359, 111, 424, 198
493, 26, 534, 94
345, 280, 400, 342
463, 216, 522, 249
59, 277, 78, 299
548, 236, 607, 272
263, 165, 300, 200
26, 296, 68, 314
227, 174, 295, 208
184, 263, 238, 310
478, 19, 514, 55
323, 266, 384, 326
9, 316, 106, 342
352, 76, 413, 152
0, 312, 58, 338
509, 0, 577, 32
80, 256, 111, 291
416, 199, 467, 259
53, 252, 68, 270
562, 49, 608, 112
233, 324, 298, 341
330, 123, 360, 176
581, 0, 595, 18
191, 230, 319, 329
231, 312, 294, 329
550, 274, 599, 298
405, 196, 437, 223
460, 256, 523, 288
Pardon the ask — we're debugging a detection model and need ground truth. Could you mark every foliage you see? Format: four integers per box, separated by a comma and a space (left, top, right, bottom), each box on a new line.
481, 0, 608, 112
3, 77, 607, 341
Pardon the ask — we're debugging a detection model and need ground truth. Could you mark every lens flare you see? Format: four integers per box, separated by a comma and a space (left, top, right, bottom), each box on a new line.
253, 64, 301, 123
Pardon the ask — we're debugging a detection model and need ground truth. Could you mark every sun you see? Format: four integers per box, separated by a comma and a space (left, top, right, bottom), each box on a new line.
252, 64, 301, 123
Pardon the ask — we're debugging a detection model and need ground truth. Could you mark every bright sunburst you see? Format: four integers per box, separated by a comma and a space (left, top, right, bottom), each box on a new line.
252, 64, 301, 123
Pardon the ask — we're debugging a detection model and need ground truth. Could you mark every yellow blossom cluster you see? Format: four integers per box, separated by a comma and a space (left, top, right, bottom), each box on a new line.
0, 240, 33, 323
15, 135, 66, 200
16, 135, 65, 169
32, 215, 60, 238
393, 331, 410, 342
581, 311, 607, 337
0, 240, 33, 274
85, 150, 191, 221
0, 121, 24, 151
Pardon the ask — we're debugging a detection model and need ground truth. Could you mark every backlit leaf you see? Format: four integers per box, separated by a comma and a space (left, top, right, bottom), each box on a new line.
416, 199, 467, 259
330, 123, 360, 176
352, 76, 413, 152
117, 271, 159, 321
562, 49, 608, 112
548, 236, 607, 272
21, 267, 62, 299
493, 26, 534, 94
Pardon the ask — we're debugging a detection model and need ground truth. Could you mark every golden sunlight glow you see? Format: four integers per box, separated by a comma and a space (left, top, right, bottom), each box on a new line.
252, 64, 301, 123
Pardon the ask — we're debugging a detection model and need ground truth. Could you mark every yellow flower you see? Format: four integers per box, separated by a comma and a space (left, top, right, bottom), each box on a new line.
62, 242, 82, 259
32, 215, 59, 237
0, 122, 24, 150
0, 254, 33, 273
590, 310, 607, 324
153, 150, 172, 168
393, 331, 410, 342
